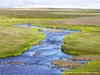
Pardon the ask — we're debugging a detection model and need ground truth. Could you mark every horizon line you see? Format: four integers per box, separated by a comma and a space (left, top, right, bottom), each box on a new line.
0, 7, 100, 10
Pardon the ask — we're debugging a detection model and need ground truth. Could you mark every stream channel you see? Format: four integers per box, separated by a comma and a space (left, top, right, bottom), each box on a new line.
0, 24, 79, 75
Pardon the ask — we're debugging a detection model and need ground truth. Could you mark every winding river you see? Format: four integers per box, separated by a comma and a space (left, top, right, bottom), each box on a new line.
0, 25, 77, 75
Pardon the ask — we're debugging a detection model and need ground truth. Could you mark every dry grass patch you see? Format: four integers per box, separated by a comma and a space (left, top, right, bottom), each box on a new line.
68, 55, 100, 61
52, 60, 84, 68
51, 16, 100, 26
46, 29, 64, 32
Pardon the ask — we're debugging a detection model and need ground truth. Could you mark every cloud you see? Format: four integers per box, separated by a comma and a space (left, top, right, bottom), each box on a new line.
0, 0, 100, 9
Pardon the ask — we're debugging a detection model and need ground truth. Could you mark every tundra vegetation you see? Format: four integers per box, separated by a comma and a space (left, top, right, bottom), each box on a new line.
0, 8, 100, 75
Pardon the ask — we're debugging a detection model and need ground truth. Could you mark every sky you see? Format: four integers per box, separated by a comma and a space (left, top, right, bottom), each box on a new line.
0, 0, 100, 9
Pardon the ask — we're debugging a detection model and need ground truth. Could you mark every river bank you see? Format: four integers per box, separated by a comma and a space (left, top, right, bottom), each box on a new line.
0, 25, 46, 58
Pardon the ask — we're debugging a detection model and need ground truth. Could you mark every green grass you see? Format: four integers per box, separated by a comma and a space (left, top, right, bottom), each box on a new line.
61, 26, 100, 75
0, 25, 45, 58
61, 32, 100, 55
62, 61, 100, 75
0, 16, 46, 58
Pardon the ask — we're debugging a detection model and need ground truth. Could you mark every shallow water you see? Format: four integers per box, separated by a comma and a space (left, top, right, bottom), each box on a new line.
0, 25, 77, 75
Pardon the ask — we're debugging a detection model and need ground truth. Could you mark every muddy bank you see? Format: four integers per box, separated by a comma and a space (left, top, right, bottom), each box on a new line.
52, 60, 84, 68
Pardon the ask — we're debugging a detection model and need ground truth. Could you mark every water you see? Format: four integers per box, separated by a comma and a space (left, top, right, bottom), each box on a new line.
0, 25, 77, 75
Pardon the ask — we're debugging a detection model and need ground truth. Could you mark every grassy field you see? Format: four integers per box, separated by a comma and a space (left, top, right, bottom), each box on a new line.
0, 8, 100, 74
0, 13, 46, 58
0, 8, 99, 19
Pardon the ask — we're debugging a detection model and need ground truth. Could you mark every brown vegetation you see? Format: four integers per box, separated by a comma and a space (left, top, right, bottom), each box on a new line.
50, 16, 100, 26
52, 60, 84, 68
46, 29, 64, 32
68, 55, 100, 61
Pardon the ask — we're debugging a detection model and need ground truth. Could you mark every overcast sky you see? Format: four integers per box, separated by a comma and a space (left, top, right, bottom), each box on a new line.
0, 0, 100, 9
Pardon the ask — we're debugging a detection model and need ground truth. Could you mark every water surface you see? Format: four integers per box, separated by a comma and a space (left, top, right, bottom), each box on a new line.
0, 25, 77, 75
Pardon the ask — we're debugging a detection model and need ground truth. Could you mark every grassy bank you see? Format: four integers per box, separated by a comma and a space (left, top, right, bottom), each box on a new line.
0, 16, 46, 58
0, 25, 45, 58
61, 32, 100, 55
61, 26, 100, 75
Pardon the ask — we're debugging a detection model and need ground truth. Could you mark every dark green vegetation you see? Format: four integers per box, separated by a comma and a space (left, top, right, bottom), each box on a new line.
0, 8, 100, 74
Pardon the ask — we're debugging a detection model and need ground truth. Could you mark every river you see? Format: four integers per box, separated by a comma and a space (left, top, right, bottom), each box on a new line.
0, 25, 77, 75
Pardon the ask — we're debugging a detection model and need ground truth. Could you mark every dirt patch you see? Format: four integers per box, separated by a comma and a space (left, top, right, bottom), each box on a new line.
46, 29, 64, 32
52, 60, 84, 68
68, 55, 100, 61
